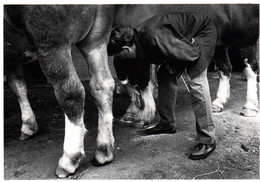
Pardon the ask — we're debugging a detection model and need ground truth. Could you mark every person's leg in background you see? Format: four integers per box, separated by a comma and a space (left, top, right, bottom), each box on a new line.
186, 68, 216, 160
144, 66, 182, 134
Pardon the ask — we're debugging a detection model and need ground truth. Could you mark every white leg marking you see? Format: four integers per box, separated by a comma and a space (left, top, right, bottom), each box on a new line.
242, 58, 258, 116
212, 71, 231, 111
58, 114, 86, 175
63, 114, 86, 158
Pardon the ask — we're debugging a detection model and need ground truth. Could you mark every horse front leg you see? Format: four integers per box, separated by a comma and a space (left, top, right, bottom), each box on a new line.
36, 46, 86, 178
79, 43, 115, 166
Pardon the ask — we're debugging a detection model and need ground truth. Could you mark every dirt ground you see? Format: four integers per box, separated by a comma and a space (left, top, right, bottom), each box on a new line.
3, 72, 260, 179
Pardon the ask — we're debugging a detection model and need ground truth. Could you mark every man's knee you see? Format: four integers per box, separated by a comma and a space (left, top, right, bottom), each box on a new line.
187, 69, 208, 88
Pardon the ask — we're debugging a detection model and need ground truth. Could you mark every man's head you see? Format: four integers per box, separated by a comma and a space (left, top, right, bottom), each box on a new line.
108, 26, 137, 59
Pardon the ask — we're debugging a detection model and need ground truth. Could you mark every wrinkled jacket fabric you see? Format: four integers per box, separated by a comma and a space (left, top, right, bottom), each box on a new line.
134, 12, 217, 79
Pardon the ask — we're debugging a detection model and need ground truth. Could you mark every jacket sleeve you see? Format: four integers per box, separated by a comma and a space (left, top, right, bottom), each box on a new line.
142, 24, 200, 62
113, 56, 128, 82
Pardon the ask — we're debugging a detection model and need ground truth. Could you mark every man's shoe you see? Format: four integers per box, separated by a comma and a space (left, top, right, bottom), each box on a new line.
189, 142, 216, 160
141, 124, 176, 135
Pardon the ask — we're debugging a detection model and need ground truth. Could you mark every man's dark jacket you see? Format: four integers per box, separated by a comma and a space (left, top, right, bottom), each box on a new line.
134, 12, 217, 79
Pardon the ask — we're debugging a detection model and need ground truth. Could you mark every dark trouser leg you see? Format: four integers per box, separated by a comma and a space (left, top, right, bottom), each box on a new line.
187, 69, 215, 144
157, 66, 182, 128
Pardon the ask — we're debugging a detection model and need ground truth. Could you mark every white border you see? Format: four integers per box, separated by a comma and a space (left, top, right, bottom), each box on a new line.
1, 2, 259, 182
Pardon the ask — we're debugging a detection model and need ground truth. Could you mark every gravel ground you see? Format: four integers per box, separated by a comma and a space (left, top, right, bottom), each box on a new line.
4, 72, 259, 179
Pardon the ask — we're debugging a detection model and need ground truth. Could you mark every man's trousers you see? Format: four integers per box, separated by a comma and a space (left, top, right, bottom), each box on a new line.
157, 66, 215, 144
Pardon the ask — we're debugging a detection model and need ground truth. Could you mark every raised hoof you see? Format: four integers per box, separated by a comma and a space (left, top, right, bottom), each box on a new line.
240, 109, 258, 117
91, 158, 111, 167
55, 166, 71, 178
212, 105, 223, 113
19, 132, 31, 141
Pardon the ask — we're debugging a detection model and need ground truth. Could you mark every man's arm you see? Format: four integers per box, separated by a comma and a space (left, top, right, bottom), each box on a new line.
141, 23, 200, 62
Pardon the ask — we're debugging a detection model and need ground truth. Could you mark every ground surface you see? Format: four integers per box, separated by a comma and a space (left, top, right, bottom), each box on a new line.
4, 72, 260, 179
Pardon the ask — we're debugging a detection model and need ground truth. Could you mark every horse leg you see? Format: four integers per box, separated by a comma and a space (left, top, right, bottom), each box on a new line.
6, 61, 39, 140
36, 46, 86, 178
120, 81, 156, 127
240, 44, 258, 117
212, 46, 232, 112
122, 64, 157, 124
78, 43, 115, 166
133, 81, 156, 123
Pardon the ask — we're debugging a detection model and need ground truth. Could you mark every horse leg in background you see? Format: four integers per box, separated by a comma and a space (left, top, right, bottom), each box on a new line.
35, 45, 86, 178
121, 65, 157, 125
132, 81, 156, 123
212, 46, 232, 113
133, 64, 158, 123
5, 60, 39, 140
79, 43, 115, 166
240, 44, 259, 117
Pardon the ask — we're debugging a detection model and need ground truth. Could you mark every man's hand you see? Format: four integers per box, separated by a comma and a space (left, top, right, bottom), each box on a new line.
122, 83, 144, 110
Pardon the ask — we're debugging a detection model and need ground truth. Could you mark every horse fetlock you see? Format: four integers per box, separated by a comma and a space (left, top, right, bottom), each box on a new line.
56, 151, 84, 178
95, 143, 114, 164
20, 120, 39, 137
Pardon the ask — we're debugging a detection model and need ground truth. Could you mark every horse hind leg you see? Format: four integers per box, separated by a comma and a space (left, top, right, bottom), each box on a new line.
240, 44, 259, 117
6, 61, 39, 140
212, 46, 232, 113
78, 43, 115, 166
36, 45, 86, 178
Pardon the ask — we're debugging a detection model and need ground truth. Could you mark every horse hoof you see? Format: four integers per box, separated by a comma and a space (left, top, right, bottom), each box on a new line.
212, 105, 223, 113
19, 132, 31, 140
91, 158, 111, 167
240, 109, 258, 117
55, 166, 71, 178
119, 113, 135, 124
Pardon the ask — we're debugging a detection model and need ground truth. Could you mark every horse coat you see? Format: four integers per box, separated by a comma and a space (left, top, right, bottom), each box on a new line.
4, 5, 115, 178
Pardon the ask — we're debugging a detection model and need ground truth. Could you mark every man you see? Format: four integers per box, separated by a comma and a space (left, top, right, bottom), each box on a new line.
108, 13, 217, 160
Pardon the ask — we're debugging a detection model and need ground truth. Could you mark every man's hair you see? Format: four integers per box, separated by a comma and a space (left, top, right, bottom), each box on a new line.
108, 26, 134, 55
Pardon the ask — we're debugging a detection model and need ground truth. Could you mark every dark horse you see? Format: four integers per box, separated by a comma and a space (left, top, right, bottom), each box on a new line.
4, 5, 115, 178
